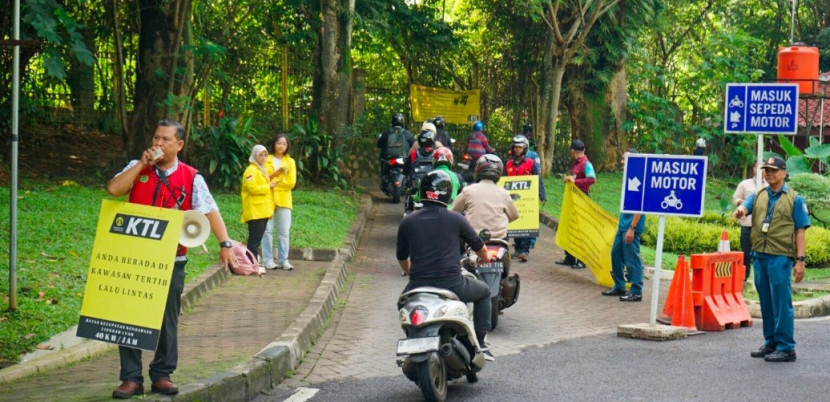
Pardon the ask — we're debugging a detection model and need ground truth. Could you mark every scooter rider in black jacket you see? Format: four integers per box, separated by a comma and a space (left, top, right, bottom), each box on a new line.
397, 170, 495, 360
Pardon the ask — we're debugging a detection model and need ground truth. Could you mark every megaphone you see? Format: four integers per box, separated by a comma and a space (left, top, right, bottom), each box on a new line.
179, 210, 210, 248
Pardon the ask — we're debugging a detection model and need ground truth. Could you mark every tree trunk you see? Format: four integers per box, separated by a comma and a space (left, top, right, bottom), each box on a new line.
315, 0, 353, 146
66, 28, 96, 126
128, 0, 188, 157
537, 58, 566, 177
110, 0, 129, 143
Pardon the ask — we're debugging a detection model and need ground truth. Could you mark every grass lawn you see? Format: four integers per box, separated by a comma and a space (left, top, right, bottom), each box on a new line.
0, 182, 360, 368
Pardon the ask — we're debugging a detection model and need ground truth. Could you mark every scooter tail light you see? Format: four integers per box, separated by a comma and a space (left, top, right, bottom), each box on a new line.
410, 306, 429, 326
433, 305, 448, 318
496, 247, 508, 260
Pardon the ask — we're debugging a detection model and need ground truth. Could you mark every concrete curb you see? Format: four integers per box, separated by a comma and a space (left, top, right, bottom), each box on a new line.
157, 194, 373, 401
0, 194, 374, 392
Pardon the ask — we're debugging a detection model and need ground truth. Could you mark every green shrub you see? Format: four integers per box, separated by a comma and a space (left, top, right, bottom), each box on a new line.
188, 116, 258, 191
805, 226, 830, 266
788, 173, 830, 228
641, 217, 830, 267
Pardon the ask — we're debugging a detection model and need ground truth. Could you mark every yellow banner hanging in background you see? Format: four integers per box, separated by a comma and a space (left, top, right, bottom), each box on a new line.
410, 84, 480, 125
77, 199, 183, 351
556, 182, 618, 287
497, 175, 539, 238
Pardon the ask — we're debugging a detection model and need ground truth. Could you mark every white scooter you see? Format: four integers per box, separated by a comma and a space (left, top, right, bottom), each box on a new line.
396, 270, 487, 401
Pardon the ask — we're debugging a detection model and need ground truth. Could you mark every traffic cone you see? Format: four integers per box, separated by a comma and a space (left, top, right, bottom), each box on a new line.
718, 231, 731, 252
657, 255, 686, 325
670, 257, 698, 331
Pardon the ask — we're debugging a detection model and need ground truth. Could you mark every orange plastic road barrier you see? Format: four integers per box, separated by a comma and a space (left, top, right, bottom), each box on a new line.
690, 252, 753, 331
658, 255, 687, 325
670, 256, 697, 331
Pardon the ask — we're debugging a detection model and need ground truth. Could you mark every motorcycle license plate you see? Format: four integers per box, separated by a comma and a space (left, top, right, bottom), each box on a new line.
396, 336, 440, 355
477, 261, 504, 275
457, 162, 469, 170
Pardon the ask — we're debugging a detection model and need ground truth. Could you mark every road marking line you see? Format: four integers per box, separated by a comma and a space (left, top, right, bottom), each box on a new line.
284, 387, 319, 402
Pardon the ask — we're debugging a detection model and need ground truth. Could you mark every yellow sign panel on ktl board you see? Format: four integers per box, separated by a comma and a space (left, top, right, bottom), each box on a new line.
77, 199, 183, 351
497, 175, 539, 238
410, 84, 481, 125
556, 182, 617, 287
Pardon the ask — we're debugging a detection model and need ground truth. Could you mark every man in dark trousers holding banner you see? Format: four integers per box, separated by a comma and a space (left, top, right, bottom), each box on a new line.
106, 119, 233, 398
555, 139, 596, 269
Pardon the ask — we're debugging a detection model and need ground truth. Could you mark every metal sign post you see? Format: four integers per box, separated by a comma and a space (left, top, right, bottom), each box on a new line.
621, 154, 708, 325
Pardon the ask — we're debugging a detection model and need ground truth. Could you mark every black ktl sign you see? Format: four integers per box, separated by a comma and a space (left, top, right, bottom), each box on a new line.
503, 181, 531, 191
109, 213, 169, 241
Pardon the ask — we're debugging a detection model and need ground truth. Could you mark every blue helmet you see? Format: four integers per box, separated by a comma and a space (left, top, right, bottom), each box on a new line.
472, 121, 484, 132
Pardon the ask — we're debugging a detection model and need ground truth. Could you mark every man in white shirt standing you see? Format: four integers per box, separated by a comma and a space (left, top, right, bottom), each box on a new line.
732, 162, 765, 282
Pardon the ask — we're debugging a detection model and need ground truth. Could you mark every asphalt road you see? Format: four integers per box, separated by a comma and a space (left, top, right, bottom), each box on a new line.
255, 194, 830, 402
260, 316, 830, 401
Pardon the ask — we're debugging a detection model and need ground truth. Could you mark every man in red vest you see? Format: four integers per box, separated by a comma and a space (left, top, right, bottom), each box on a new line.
106, 119, 233, 399
505, 135, 546, 262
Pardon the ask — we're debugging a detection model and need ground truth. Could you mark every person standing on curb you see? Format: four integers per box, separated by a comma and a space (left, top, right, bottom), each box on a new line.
732, 161, 765, 282
262, 134, 297, 271
733, 156, 810, 363
603, 149, 645, 302
555, 139, 596, 269
241, 144, 276, 267
106, 119, 233, 399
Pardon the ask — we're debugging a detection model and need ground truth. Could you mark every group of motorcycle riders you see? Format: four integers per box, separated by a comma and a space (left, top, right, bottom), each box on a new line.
378, 112, 547, 361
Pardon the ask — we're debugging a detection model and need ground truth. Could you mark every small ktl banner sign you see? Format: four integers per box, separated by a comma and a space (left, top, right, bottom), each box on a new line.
724, 83, 799, 135
621, 154, 708, 217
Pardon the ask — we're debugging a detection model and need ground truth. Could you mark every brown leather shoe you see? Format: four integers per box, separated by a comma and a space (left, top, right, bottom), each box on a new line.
151, 378, 179, 395
112, 381, 143, 399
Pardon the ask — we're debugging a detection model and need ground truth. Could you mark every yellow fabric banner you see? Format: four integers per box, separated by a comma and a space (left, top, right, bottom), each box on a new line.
410, 84, 481, 125
77, 199, 183, 351
498, 175, 539, 238
555, 182, 618, 287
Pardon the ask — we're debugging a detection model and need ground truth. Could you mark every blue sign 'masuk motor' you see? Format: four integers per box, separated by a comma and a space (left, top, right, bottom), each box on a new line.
621, 154, 708, 217
724, 83, 799, 135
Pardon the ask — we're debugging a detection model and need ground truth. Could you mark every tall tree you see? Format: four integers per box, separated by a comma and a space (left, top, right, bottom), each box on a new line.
314, 0, 356, 144
128, 0, 191, 156
530, 0, 622, 175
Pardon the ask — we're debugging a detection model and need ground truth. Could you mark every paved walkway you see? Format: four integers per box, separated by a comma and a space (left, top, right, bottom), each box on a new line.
0, 261, 330, 401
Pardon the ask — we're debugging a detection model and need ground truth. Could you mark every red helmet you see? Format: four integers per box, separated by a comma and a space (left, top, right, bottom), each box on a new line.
432, 146, 454, 168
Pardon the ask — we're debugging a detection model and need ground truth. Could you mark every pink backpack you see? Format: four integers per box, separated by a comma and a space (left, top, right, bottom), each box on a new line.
229, 241, 262, 276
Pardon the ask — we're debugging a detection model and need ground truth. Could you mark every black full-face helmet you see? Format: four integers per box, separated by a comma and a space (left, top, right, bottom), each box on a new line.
392, 113, 405, 127
419, 170, 453, 206
475, 154, 503, 182
434, 116, 446, 129
418, 130, 436, 149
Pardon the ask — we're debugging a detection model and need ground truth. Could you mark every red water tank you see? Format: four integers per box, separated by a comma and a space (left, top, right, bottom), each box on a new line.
777, 45, 820, 95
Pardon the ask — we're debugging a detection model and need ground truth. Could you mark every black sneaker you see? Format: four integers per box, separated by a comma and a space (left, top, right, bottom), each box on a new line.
750, 344, 776, 358
571, 261, 586, 269
764, 349, 796, 362
555, 259, 575, 266
619, 292, 642, 302
480, 347, 495, 362
602, 288, 627, 296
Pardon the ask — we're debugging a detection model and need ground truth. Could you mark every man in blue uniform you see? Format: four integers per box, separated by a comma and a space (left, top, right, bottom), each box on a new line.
733, 156, 810, 362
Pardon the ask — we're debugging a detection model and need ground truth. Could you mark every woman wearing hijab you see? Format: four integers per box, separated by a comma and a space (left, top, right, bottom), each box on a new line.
241, 144, 276, 262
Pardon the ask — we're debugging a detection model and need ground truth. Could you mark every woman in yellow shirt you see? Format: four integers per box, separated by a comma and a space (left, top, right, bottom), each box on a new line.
262, 134, 297, 270
241, 144, 276, 263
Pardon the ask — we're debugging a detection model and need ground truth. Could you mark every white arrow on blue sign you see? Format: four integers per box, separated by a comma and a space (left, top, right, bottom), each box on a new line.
724, 83, 799, 135
620, 154, 708, 217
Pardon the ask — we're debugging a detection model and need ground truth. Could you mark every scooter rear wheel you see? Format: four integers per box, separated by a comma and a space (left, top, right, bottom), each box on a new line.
392, 185, 401, 204
416, 352, 447, 402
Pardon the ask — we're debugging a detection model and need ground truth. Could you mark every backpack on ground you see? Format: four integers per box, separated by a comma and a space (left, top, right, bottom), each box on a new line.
385, 127, 408, 158
229, 241, 263, 276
